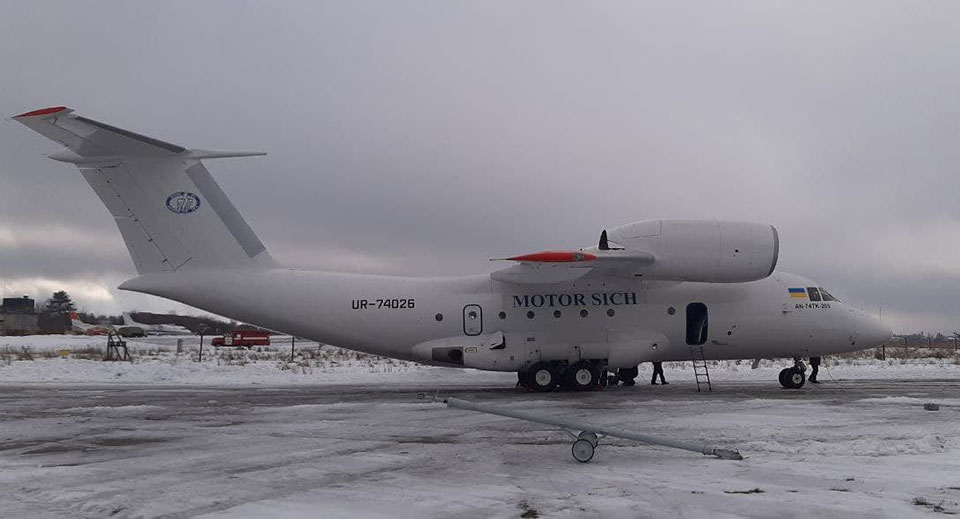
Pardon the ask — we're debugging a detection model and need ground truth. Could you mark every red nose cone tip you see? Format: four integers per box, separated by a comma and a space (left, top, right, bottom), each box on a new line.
15, 106, 68, 118
508, 251, 597, 263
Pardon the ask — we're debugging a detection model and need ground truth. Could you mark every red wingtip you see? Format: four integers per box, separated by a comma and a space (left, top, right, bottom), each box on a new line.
507, 251, 597, 263
15, 106, 68, 118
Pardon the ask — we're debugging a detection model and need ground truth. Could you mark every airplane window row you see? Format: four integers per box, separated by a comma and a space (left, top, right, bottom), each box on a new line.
439, 305, 685, 323
511, 309, 615, 319
437, 307, 627, 323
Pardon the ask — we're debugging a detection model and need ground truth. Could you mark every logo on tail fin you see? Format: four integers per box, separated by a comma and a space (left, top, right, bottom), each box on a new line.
165, 192, 201, 214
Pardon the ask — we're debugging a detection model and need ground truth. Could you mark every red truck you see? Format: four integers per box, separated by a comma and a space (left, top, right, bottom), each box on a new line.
211, 330, 271, 348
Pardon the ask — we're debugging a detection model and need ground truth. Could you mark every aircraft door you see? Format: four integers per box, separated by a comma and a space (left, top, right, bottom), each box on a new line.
463, 305, 483, 336
686, 303, 708, 345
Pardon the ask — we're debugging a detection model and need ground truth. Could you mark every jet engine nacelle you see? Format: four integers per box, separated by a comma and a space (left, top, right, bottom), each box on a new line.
604, 219, 779, 283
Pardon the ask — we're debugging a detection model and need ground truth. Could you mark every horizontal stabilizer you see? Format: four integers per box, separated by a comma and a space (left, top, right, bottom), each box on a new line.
47, 149, 267, 165
14, 106, 185, 158
184, 149, 267, 160
13, 107, 268, 163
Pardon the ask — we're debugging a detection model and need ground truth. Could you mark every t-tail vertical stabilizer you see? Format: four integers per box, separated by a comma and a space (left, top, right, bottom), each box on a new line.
13, 107, 277, 275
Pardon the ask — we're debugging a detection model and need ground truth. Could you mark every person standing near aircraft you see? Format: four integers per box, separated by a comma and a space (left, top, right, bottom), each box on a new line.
808, 356, 821, 383
651, 361, 668, 385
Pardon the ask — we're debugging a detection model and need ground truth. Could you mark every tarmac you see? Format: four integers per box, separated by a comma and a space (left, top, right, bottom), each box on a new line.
2, 378, 959, 518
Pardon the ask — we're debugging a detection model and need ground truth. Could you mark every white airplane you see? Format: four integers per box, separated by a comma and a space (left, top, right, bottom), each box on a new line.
15, 107, 891, 390
122, 312, 191, 335
69, 312, 110, 336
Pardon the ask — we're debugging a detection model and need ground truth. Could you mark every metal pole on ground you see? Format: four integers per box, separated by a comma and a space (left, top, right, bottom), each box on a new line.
290, 336, 295, 362
176, 338, 183, 356
444, 397, 742, 461
198, 332, 204, 362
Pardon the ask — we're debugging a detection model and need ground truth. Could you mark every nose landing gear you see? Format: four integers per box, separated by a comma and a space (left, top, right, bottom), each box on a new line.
778, 358, 807, 389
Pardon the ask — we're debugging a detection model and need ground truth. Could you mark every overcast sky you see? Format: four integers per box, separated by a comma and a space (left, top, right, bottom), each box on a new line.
2, 1, 959, 332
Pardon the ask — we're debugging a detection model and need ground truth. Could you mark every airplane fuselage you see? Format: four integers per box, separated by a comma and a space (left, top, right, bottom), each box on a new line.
121, 268, 889, 370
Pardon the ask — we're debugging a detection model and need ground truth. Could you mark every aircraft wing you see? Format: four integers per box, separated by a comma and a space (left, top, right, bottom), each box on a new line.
490, 250, 654, 285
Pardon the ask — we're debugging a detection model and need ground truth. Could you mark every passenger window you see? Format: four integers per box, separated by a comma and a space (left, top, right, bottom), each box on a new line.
819, 287, 837, 302
806, 287, 822, 302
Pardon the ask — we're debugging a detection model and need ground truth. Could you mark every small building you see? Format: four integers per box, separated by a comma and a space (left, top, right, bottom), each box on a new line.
1, 296, 39, 336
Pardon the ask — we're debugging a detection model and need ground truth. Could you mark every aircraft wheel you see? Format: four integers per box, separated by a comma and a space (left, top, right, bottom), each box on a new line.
572, 439, 595, 462
527, 363, 559, 392
565, 361, 600, 391
778, 368, 791, 388
786, 368, 806, 389
780, 367, 805, 389
578, 431, 599, 447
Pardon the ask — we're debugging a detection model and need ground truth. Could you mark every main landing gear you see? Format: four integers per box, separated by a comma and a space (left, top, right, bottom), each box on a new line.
518, 361, 602, 392
778, 358, 807, 389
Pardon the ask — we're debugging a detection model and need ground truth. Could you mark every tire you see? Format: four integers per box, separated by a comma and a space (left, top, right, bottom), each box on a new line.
785, 367, 806, 389
564, 361, 600, 391
778, 368, 791, 388
527, 363, 559, 392
572, 439, 595, 462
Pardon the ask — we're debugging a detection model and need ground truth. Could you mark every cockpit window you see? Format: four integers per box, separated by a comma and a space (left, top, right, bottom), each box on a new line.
818, 287, 838, 302
806, 287, 822, 302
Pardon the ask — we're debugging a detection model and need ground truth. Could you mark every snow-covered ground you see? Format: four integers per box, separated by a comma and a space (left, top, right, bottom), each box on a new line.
3, 334, 960, 387
1, 335, 960, 518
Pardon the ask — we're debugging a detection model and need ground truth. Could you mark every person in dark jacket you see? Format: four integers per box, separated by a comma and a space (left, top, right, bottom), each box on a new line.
651, 361, 668, 385
809, 356, 821, 383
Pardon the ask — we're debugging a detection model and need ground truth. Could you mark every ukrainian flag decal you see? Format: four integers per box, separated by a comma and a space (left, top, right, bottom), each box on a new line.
788, 288, 807, 299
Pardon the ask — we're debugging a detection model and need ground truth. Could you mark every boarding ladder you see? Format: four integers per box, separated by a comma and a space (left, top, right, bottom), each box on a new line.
689, 346, 711, 392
